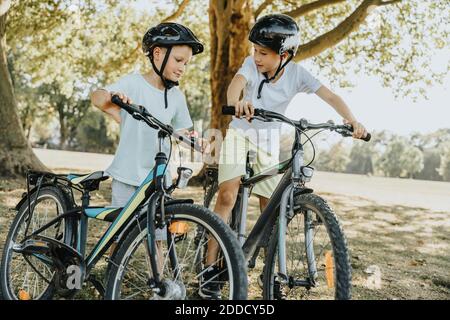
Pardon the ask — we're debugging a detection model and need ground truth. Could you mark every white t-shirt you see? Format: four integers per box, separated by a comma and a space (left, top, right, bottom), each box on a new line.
229, 56, 322, 157
104, 73, 193, 186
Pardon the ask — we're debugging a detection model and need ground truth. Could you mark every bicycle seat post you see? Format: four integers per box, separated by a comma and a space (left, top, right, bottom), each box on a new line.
246, 150, 256, 178
78, 189, 91, 257
81, 190, 91, 208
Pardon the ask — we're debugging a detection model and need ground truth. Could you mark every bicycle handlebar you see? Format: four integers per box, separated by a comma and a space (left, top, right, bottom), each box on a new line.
111, 95, 204, 152
222, 106, 371, 142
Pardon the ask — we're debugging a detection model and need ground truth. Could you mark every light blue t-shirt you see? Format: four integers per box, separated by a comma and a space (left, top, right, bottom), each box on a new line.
104, 73, 193, 186
230, 56, 322, 156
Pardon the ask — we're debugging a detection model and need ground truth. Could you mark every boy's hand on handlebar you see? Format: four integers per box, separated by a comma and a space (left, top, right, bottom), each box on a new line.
344, 119, 367, 140
198, 138, 211, 154
110, 91, 133, 105
235, 100, 255, 122
187, 131, 210, 154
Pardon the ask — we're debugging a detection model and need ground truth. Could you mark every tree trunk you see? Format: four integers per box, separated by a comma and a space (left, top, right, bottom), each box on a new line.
0, 12, 46, 177
208, 0, 253, 156
190, 1, 253, 183
58, 104, 67, 149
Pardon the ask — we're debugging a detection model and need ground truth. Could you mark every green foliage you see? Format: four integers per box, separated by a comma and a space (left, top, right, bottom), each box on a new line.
416, 148, 442, 181
74, 109, 117, 153
311, 129, 449, 181
346, 140, 375, 175
297, 0, 449, 101
6, 0, 212, 148
316, 141, 350, 173
4, 0, 449, 162
438, 143, 450, 181
375, 136, 424, 178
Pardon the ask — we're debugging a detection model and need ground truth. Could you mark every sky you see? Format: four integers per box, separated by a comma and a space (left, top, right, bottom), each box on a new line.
285, 65, 450, 136
133, 0, 449, 136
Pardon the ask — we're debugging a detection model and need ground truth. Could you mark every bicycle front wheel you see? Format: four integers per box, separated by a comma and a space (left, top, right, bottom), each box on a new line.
105, 203, 247, 300
263, 193, 351, 300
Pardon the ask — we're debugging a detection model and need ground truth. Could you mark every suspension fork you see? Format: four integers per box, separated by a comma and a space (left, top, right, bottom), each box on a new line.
277, 184, 294, 283
236, 185, 250, 246
146, 191, 164, 287
305, 209, 318, 285
146, 145, 174, 290
277, 144, 307, 283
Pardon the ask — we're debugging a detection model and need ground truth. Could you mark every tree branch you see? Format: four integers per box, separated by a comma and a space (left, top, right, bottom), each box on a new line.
254, 0, 275, 18
294, 0, 399, 61
379, 0, 402, 6
284, 0, 347, 19
161, 0, 190, 23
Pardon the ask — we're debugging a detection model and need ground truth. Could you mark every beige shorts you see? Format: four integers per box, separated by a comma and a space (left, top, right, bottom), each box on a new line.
218, 128, 282, 199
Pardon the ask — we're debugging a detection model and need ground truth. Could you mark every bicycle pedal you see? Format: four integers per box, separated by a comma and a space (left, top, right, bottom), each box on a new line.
276, 272, 289, 284
14, 236, 84, 269
12, 239, 50, 255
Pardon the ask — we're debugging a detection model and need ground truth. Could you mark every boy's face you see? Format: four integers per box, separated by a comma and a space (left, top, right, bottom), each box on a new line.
252, 44, 287, 74
152, 45, 193, 82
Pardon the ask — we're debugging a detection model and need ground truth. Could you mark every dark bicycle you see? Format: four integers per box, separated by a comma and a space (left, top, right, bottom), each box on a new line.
201, 106, 371, 300
0, 97, 247, 300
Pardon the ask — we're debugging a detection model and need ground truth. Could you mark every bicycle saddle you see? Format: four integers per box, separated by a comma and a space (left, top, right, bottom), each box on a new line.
67, 171, 109, 191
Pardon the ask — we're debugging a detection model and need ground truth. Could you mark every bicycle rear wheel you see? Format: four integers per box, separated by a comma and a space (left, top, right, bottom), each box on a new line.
105, 203, 247, 300
263, 193, 351, 300
0, 186, 72, 300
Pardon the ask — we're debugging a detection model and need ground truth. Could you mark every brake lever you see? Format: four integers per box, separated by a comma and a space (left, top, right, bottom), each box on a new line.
335, 127, 353, 137
133, 113, 159, 130
251, 115, 269, 122
132, 112, 143, 121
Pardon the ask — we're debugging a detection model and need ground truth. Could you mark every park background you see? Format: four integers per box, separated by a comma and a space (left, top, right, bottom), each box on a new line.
0, 0, 449, 299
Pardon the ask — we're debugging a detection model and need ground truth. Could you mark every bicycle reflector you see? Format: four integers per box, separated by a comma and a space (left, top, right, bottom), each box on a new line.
18, 289, 31, 300
169, 221, 189, 234
325, 251, 335, 288
176, 167, 193, 189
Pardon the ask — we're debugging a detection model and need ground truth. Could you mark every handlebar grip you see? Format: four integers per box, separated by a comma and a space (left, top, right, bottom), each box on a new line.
361, 133, 371, 142
111, 95, 142, 115
222, 106, 236, 115
345, 123, 372, 142
221, 105, 264, 117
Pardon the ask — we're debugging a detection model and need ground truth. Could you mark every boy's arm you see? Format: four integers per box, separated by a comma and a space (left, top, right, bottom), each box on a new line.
227, 74, 254, 121
90, 89, 131, 124
315, 85, 367, 139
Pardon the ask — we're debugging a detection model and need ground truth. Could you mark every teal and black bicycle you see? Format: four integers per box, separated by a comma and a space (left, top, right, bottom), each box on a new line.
0, 96, 247, 300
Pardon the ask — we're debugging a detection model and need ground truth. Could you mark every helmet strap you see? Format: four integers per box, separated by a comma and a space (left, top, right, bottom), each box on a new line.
149, 46, 179, 109
257, 53, 293, 99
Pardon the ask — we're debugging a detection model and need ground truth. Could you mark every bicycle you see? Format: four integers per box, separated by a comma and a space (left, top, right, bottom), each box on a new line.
0, 96, 247, 300
201, 106, 371, 300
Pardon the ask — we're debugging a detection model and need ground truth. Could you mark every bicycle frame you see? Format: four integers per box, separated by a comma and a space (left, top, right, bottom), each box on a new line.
20, 131, 188, 288
224, 131, 314, 281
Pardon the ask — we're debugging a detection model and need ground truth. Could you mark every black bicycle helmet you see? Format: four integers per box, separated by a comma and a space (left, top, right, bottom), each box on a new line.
142, 23, 204, 108
249, 14, 300, 98
143, 23, 204, 57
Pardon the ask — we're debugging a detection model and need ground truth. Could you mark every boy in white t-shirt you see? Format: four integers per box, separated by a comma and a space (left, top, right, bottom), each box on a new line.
90, 23, 208, 244
203, 14, 368, 298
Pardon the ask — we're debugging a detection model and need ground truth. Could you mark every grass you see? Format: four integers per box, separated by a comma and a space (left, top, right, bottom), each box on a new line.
1, 175, 449, 300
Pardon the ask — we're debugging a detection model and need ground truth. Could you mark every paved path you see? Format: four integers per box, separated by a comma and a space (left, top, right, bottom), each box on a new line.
34, 148, 450, 212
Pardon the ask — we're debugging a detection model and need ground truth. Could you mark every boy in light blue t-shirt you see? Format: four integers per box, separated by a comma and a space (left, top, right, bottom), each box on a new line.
90, 23, 207, 208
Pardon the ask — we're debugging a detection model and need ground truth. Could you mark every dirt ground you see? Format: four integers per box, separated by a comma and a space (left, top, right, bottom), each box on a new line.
1, 171, 449, 300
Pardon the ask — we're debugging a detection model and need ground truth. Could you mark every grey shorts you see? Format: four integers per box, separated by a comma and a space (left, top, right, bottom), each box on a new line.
111, 179, 166, 240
